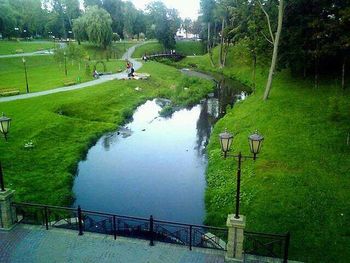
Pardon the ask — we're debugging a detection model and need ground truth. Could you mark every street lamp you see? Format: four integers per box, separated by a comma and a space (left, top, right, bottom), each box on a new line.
0, 113, 11, 141
22, 57, 29, 93
64, 51, 67, 76
0, 113, 11, 192
219, 129, 264, 219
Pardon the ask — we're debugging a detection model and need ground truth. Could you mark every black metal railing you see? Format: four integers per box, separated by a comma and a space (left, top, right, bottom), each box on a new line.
244, 231, 290, 263
12, 202, 227, 251
12, 202, 290, 261
146, 52, 185, 61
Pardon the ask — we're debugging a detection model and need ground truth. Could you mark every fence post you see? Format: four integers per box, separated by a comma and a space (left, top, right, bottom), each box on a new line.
284, 232, 290, 263
113, 215, 117, 240
149, 215, 154, 246
225, 214, 246, 262
77, 206, 83, 236
189, 225, 192, 251
44, 206, 49, 230
0, 189, 16, 230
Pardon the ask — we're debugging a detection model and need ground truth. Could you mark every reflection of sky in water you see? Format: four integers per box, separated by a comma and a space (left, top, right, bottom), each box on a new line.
73, 78, 249, 225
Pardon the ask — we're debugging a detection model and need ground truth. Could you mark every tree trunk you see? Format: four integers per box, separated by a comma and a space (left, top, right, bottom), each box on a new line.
263, 0, 284, 101
314, 54, 319, 89
342, 57, 346, 90
223, 41, 229, 67
207, 23, 215, 67
253, 54, 257, 90
219, 18, 225, 67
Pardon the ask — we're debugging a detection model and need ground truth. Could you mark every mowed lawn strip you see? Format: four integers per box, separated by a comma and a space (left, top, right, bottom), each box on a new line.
0, 61, 213, 207
0, 56, 125, 93
174, 48, 350, 262
0, 40, 57, 55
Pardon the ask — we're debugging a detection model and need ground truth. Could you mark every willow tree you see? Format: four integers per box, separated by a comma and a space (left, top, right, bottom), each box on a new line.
258, 0, 284, 100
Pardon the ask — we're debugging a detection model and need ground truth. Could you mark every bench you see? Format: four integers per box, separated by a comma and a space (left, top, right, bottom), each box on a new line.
14, 49, 24, 54
63, 81, 76, 86
0, 89, 20, 96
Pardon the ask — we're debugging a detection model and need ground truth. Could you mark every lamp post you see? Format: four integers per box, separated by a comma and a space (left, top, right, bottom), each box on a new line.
22, 57, 29, 93
0, 113, 11, 141
0, 113, 11, 191
64, 51, 67, 76
219, 129, 264, 219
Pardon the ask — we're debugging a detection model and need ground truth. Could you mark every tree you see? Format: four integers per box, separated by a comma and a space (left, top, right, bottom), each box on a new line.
102, 0, 124, 37
200, 0, 216, 66
72, 16, 87, 44
83, 6, 113, 48
182, 18, 192, 39
0, 0, 16, 38
146, 1, 181, 49
258, 0, 284, 100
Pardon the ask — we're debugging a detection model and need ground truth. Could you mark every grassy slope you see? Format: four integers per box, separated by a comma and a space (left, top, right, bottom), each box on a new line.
0, 61, 213, 207
0, 40, 56, 55
133, 41, 205, 58
0, 56, 125, 93
81, 41, 135, 60
174, 48, 350, 262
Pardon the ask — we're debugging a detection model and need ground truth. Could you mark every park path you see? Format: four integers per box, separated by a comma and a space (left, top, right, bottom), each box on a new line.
0, 42, 145, 103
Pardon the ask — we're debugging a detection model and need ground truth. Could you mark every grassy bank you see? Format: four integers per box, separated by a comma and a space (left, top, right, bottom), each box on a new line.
132, 41, 205, 58
0, 40, 56, 55
81, 41, 136, 60
0, 56, 125, 93
173, 47, 350, 262
0, 61, 213, 206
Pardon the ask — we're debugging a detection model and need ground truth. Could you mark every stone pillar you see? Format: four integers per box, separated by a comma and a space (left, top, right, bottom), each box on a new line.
225, 214, 246, 262
0, 189, 16, 230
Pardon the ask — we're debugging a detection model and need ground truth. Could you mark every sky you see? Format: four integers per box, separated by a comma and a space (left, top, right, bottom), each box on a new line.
127, 0, 201, 20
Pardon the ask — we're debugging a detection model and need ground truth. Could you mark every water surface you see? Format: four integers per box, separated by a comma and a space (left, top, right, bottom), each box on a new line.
73, 75, 249, 224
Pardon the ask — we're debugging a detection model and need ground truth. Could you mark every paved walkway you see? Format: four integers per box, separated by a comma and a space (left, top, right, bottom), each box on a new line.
0, 50, 53, 59
0, 224, 225, 263
0, 43, 145, 103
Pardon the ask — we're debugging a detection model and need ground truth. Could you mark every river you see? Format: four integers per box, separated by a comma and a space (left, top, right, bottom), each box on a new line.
73, 73, 249, 225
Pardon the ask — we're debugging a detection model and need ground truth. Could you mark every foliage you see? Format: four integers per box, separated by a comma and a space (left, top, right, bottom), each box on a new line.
146, 1, 181, 49
79, 6, 113, 48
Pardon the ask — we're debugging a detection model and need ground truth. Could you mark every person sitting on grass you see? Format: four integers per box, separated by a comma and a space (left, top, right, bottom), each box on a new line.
126, 60, 135, 78
93, 69, 99, 79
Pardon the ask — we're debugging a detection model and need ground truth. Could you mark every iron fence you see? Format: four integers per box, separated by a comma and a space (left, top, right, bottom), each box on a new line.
244, 231, 290, 263
12, 202, 227, 251
12, 202, 290, 261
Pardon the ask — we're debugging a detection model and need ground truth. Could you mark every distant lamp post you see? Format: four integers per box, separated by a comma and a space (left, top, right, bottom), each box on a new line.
22, 57, 29, 93
0, 113, 11, 141
219, 129, 264, 219
64, 51, 67, 76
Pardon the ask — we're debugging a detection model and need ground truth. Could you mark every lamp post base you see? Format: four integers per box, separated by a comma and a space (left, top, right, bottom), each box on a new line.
225, 214, 246, 262
0, 188, 16, 230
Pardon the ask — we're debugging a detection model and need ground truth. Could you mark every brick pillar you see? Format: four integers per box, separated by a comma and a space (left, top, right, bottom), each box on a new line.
225, 214, 246, 262
0, 189, 16, 230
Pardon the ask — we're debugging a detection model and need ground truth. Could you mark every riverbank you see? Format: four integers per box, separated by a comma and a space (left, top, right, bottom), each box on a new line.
171, 47, 350, 262
0, 61, 213, 206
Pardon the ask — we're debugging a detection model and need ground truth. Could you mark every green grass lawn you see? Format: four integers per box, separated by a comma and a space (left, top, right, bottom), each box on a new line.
0, 61, 213, 207
0, 40, 56, 55
0, 56, 125, 93
133, 41, 205, 58
81, 41, 136, 60
172, 47, 350, 262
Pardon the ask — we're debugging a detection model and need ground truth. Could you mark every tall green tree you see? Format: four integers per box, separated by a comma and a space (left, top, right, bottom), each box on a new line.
146, 1, 181, 49
83, 6, 113, 48
0, 0, 16, 38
